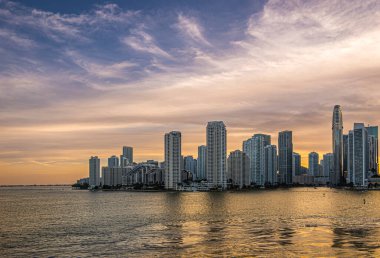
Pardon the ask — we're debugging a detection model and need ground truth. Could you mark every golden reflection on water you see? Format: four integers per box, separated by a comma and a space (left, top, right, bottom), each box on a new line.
158, 189, 380, 256
1, 187, 380, 256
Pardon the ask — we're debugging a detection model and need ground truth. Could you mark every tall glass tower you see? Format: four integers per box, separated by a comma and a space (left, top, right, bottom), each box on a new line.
278, 131, 293, 185
332, 105, 343, 185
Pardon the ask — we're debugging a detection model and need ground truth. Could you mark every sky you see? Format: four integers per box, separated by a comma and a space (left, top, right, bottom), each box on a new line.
0, 0, 380, 184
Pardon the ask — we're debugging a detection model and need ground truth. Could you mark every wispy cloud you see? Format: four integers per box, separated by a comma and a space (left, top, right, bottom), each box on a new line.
175, 14, 211, 46
0, 28, 36, 47
121, 29, 172, 58
66, 50, 137, 79
0, 1, 138, 42
1, 0, 380, 184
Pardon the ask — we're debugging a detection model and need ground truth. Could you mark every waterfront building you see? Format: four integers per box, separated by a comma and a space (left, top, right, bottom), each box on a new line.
108, 155, 119, 168
252, 134, 271, 185
243, 134, 270, 185
366, 125, 378, 174
197, 145, 207, 180
243, 138, 253, 184
332, 105, 344, 185
278, 130, 293, 184
343, 134, 348, 175
308, 152, 319, 176
89, 156, 100, 187
120, 155, 129, 167
102, 167, 124, 186
184, 155, 197, 179
206, 121, 227, 189
164, 131, 182, 190
348, 123, 369, 187
322, 153, 334, 178
293, 174, 314, 185
264, 145, 278, 185
77, 177, 89, 185
292, 152, 301, 176
122, 146, 133, 164
227, 150, 250, 188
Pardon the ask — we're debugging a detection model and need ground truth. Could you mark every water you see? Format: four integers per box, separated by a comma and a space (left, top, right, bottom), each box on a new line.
1, 187, 380, 257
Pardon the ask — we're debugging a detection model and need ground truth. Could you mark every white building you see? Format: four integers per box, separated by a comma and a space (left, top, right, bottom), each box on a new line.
164, 131, 182, 190
89, 156, 100, 187
206, 121, 227, 189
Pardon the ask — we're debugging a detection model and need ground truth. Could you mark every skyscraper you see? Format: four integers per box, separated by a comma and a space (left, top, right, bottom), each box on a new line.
243, 134, 270, 185
278, 131, 293, 184
108, 155, 119, 168
242, 138, 253, 184
227, 150, 250, 188
332, 105, 343, 185
122, 146, 133, 164
264, 145, 278, 185
89, 156, 100, 187
206, 121, 227, 189
347, 123, 369, 186
308, 152, 319, 176
252, 134, 271, 186
164, 131, 182, 189
184, 155, 197, 179
343, 134, 348, 175
366, 125, 378, 174
197, 145, 207, 180
292, 152, 301, 176
322, 153, 334, 178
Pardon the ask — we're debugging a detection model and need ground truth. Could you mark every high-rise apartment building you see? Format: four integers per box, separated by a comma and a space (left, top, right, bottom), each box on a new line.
322, 153, 334, 178
243, 134, 270, 185
308, 152, 319, 176
343, 134, 348, 175
206, 121, 227, 189
89, 156, 100, 187
122, 146, 133, 164
108, 155, 119, 168
184, 155, 197, 179
348, 123, 369, 186
227, 150, 250, 188
264, 145, 278, 185
164, 131, 182, 189
197, 145, 207, 180
366, 126, 378, 173
292, 152, 301, 176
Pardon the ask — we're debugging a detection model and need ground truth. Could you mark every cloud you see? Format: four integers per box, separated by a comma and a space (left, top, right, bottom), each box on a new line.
121, 29, 172, 58
0, 28, 36, 47
0, 1, 138, 42
175, 14, 211, 46
65, 50, 137, 79
1, 0, 380, 183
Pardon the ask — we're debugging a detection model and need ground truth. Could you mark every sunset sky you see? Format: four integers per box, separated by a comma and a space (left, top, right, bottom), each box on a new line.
1, 0, 380, 184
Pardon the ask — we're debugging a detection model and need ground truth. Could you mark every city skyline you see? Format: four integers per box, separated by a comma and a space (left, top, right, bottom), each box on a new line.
1, 0, 380, 184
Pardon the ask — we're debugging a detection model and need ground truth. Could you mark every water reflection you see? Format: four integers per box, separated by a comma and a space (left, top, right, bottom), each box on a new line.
2, 187, 380, 256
